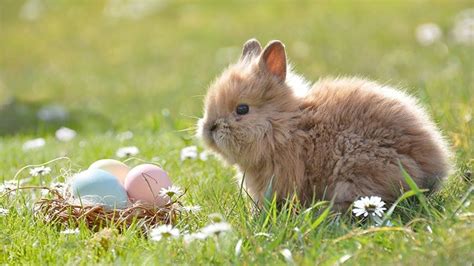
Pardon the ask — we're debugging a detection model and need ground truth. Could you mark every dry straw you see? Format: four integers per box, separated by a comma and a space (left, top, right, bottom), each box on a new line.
35, 187, 183, 232
2, 185, 183, 232
4, 157, 183, 232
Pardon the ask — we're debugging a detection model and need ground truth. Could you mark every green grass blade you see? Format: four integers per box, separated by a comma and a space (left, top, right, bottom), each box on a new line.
304, 201, 333, 235
381, 190, 418, 225
399, 162, 432, 216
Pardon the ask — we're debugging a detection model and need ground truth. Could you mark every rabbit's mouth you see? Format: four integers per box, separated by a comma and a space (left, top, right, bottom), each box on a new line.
209, 122, 232, 149
198, 118, 229, 152
212, 130, 229, 147
198, 117, 248, 165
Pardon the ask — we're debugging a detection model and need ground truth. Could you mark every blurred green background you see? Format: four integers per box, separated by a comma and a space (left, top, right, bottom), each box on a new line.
1, 0, 472, 134
0, 0, 472, 160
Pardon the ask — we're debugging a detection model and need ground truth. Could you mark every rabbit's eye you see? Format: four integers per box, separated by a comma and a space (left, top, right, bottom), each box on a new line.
236, 104, 249, 115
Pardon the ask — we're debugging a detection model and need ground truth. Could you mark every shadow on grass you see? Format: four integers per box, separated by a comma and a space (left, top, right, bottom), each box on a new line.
0, 97, 113, 136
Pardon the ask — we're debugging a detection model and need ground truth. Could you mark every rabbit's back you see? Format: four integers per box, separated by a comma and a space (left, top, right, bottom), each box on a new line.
298, 77, 450, 206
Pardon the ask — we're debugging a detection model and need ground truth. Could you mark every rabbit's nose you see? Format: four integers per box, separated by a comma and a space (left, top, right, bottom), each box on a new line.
209, 122, 218, 132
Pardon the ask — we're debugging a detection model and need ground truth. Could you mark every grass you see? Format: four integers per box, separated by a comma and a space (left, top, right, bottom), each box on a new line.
1, 0, 473, 265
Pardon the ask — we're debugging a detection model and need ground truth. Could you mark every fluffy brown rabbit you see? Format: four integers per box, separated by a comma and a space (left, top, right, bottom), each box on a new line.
198, 39, 450, 210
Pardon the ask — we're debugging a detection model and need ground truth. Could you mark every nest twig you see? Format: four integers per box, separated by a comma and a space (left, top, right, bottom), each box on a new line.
5, 186, 183, 231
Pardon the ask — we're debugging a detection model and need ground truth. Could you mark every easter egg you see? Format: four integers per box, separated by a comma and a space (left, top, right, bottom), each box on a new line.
71, 169, 128, 209
124, 164, 172, 206
89, 159, 130, 184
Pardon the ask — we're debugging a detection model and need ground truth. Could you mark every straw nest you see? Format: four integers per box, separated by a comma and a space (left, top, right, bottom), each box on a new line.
32, 186, 183, 231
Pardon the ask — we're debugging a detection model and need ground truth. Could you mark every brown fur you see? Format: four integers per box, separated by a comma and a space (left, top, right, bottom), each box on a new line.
198, 39, 450, 209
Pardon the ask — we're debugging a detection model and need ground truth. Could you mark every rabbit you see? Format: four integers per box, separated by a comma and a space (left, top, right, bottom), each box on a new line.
197, 39, 451, 210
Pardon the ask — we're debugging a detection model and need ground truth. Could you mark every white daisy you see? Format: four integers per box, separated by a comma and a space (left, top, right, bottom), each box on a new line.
201, 222, 232, 236
208, 213, 224, 223
415, 23, 442, 46
254, 232, 273, 239
19, 0, 44, 22
352, 196, 387, 217
199, 151, 209, 161
465, 113, 472, 123
453, 9, 474, 44
50, 182, 67, 194
103, 0, 166, 20
159, 185, 183, 198
55, 127, 76, 142
180, 146, 198, 161
60, 228, 79, 235
22, 138, 45, 151
0, 180, 19, 193
235, 239, 243, 257
41, 188, 50, 197
280, 248, 294, 264
149, 224, 180, 241
29, 166, 51, 177
181, 205, 201, 213
338, 254, 352, 264
117, 131, 134, 141
183, 232, 208, 244
0, 208, 9, 216
116, 146, 139, 158
426, 225, 433, 234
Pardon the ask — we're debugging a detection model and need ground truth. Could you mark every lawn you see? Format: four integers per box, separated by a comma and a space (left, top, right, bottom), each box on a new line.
0, 0, 473, 265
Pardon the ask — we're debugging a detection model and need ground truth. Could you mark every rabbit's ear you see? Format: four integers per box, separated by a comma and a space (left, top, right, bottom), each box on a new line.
241, 39, 262, 60
260, 40, 287, 81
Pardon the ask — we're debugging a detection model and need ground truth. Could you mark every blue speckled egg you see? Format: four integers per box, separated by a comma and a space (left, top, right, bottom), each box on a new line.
71, 169, 128, 209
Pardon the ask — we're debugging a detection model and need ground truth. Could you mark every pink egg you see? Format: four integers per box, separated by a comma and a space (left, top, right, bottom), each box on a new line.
124, 164, 172, 206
